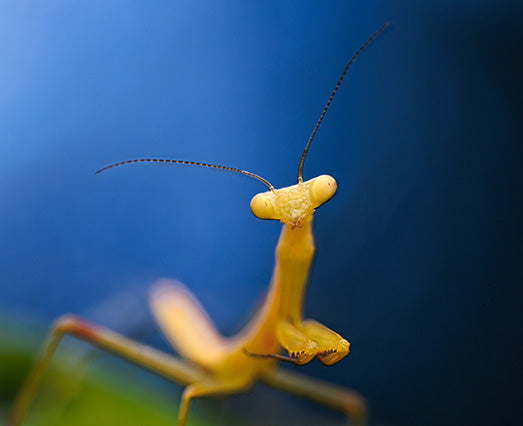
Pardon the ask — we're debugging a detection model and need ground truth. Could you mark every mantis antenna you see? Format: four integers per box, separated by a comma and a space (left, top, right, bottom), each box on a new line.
96, 158, 275, 191
297, 22, 390, 183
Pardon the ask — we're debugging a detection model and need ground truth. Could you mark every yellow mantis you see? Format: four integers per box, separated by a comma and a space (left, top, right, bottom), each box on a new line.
8, 24, 388, 426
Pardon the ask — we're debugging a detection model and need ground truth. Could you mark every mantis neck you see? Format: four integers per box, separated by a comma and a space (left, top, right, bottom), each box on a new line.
234, 218, 315, 351
271, 218, 315, 324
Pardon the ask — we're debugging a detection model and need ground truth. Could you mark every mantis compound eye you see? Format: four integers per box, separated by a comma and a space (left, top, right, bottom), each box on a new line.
310, 175, 337, 208
250, 193, 278, 220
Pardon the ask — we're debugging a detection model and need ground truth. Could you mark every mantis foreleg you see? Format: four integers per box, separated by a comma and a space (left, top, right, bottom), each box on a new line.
275, 320, 319, 364
247, 319, 351, 366
298, 319, 350, 365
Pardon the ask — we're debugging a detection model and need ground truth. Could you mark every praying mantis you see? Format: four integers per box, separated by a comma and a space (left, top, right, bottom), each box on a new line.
8, 24, 388, 426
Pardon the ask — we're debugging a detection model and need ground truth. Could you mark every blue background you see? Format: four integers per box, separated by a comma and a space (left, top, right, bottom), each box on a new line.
1, 1, 522, 425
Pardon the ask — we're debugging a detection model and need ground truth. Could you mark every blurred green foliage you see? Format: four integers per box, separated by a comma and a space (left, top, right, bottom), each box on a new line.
0, 322, 240, 426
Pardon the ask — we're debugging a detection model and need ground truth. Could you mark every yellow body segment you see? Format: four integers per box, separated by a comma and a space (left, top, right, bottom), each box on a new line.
150, 281, 234, 369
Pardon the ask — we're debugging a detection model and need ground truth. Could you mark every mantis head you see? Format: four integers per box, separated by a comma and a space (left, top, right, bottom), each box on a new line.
250, 175, 337, 227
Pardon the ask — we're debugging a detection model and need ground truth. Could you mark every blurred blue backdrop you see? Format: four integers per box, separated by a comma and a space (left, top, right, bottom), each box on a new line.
1, 1, 522, 425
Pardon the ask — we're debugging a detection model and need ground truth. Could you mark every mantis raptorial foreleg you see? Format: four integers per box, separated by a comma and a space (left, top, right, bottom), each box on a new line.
250, 319, 350, 366
275, 320, 319, 365
7, 315, 209, 426
298, 319, 350, 365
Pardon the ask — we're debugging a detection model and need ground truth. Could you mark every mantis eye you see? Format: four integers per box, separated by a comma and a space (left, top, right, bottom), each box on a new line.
310, 175, 337, 207
250, 193, 278, 220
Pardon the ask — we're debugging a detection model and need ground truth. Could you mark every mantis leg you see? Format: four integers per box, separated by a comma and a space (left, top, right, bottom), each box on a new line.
298, 319, 350, 365
245, 320, 327, 365
178, 379, 249, 426
262, 367, 368, 426
274, 320, 319, 364
7, 314, 208, 426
